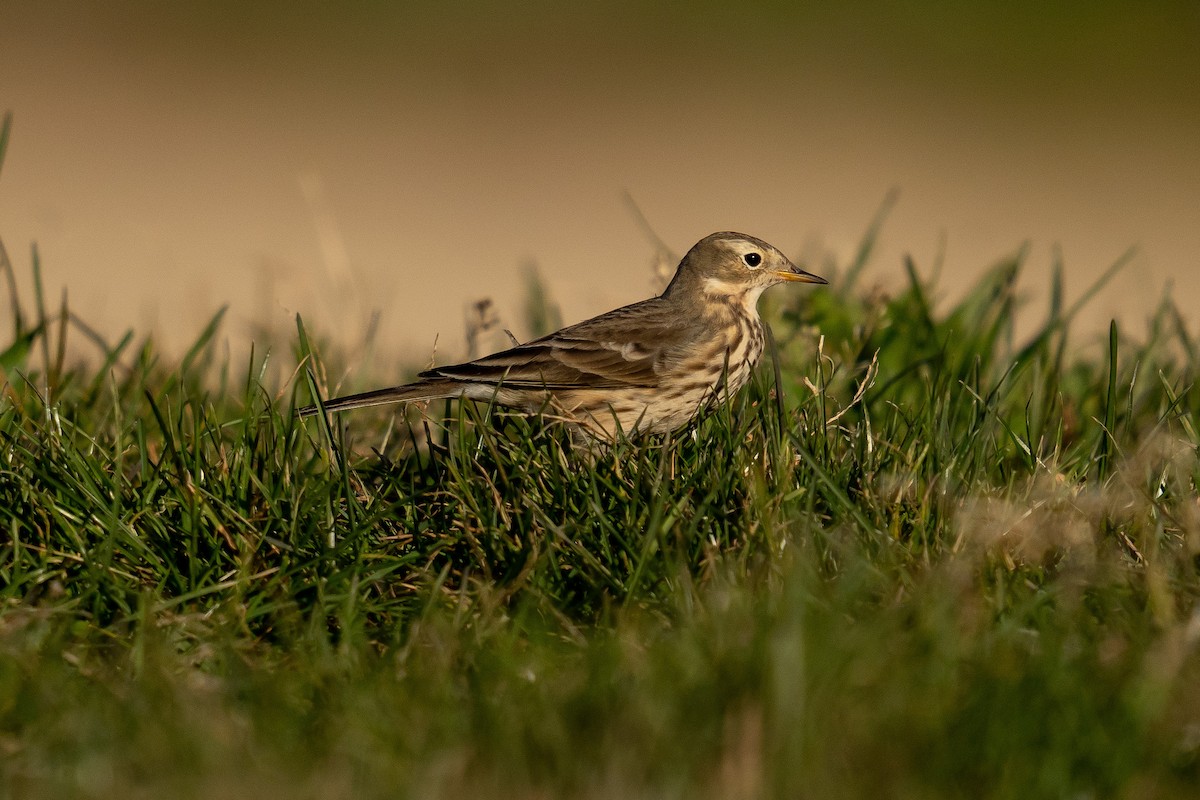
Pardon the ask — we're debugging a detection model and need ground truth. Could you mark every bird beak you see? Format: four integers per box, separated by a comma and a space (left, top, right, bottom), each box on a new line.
774, 265, 828, 284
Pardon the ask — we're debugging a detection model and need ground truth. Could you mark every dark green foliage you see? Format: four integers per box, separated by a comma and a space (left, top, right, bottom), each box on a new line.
1, 211, 1198, 798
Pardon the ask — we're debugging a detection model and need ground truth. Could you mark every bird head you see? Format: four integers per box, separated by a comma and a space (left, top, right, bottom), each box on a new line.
664, 232, 827, 302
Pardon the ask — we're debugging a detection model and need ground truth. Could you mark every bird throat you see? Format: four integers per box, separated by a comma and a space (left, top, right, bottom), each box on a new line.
702, 277, 768, 319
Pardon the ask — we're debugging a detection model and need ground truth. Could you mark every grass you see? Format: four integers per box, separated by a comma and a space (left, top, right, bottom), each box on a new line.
2, 153, 1200, 795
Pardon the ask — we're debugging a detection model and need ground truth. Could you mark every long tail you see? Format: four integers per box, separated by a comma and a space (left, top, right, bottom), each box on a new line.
297, 379, 464, 417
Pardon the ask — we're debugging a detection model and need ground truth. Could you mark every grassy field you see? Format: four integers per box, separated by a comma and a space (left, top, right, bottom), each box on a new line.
2, 131, 1200, 796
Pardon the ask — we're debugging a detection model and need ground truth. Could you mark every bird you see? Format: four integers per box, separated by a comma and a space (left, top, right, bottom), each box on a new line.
299, 232, 827, 440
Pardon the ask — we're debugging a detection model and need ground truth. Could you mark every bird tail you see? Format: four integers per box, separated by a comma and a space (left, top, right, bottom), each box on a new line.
297, 379, 464, 417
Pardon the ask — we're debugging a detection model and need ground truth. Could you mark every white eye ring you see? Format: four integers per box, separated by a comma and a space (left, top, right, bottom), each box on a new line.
742, 252, 763, 268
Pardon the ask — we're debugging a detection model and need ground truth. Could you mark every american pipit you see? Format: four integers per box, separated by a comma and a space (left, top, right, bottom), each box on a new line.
299, 232, 826, 440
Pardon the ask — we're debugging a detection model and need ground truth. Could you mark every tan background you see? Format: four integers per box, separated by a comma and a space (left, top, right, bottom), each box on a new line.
2, 3, 1198, 366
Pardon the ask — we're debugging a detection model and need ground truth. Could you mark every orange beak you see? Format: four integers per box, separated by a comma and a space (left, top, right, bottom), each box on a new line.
774, 265, 828, 284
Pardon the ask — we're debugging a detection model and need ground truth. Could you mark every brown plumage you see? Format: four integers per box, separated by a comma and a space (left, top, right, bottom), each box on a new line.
299, 232, 826, 440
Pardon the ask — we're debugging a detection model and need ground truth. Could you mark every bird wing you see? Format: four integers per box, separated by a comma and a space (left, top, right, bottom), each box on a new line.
421, 297, 696, 390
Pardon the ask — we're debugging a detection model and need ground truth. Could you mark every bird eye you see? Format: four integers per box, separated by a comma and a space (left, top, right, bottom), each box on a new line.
743, 252, 762, 268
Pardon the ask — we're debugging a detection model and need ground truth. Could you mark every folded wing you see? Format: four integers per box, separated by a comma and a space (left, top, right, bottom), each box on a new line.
422, 297, 693, 390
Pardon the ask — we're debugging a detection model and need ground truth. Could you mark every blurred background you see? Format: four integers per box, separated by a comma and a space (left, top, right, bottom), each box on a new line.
2, 1, 1198, 364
